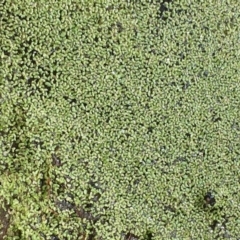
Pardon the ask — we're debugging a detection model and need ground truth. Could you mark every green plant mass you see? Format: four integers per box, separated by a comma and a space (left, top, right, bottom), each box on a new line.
1, 0, 240, 239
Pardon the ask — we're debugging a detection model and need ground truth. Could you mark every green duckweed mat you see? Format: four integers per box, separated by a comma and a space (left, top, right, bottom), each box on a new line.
0, 0, 240, 239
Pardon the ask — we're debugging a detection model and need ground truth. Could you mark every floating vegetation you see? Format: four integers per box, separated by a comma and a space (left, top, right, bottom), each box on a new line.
0, 0, 240, 239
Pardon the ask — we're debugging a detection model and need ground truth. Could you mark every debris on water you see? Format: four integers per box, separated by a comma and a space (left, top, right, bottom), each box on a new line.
204, 192, 216, 206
